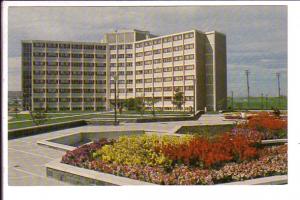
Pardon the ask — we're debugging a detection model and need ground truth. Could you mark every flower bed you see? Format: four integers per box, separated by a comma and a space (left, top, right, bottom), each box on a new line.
61, 133, 287, 185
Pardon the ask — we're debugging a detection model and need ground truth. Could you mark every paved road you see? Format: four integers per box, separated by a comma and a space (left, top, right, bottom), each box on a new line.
7, 114, 233, 186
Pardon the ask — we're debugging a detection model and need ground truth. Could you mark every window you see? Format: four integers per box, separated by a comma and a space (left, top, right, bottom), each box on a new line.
118, 80, 125, 84
125, 44, 133, 49
144, 88, 152, 92
185, 86, 194, 91
118, 54, 125, 58
154, 59, 161, 64
109, 45, 116, 50
153, 39, 161, 45
126, 80, 133, 84
135, 61, 143, 66
163, 77, 172, 82
46, 52, 58, 57
184, 54, 194, 60
135, 52, 143, 57
144, 51, 152, 56
163, 37, 172, 43
118, 71, 125, 75
144, 41, 152, 46
136, 88, 143, 92
164, 96, 172, 101
96, 72, 106, 76
163, 67, 172, 72
118, 45, 124, 50
33, 52, 45, 57
47, 43, 58, 48
110, 63, 116, 67
71, 44, 82, 49
173, 35, 182, 41
72, 71, 82, 75
96, 89, 106, 93
173, 56, 183, 61
136, 79, 143, 84
96, 54, 106, 59
145, 78, 152, 83
184, 43, 195, 50
119, 63, 125, 67
185, 75, 194, 80
127, 88, 133, 93
173, 46, 183, 52
184, 32, 194, 39
163, 87, 172, 91
174, 76, 183, 81
96, 63, 106, 67
174, 66, 183, 71
185, 96, 194, 101
96, 80, 106, 84
84, 63, 94, 67
153, 49, 161, 54
184, 65, 194, 70
59, 71, 70, 75
154, 87, 162, 92
84, 54, 94, 58
163, 47, 172, 53
126, 62, 133, 67
110, 54, 116, 59
174, 86, 183, 92
84, 45, 94, 50
96, 45, 106, 50
126, 54, 132, 58
144, 69, 152, 74
163, 57, 172, 63
154, 68, 162, 73
84, 80, 94, 84
135, 43, 143, 48
84, 71, 94, 76
71, 53, 82, 58
136, 70, 143, 75
154, 78, 162, 82
144, 60, 152, 65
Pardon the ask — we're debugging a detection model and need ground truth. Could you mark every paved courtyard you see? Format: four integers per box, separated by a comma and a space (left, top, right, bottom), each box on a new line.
8, 114, 232, 186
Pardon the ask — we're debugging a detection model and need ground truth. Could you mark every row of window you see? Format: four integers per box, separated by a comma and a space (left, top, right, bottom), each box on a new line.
135, 75, 194, 83
34, 89, 106, 93
33, 62, 106, 67
135, 65, 194, 75
109, 88, 133, 93
134, 86, 194, 92
33, 43, 107, 50
34, 71, 106, 76
33, 52, 107, 59
110, 54, 133, 59
109, 44, 133, 50
34, 98, 106, 102
135, 44, 194, 57
110, 62, 133, 67
109, 71, 133, 76
110, 80, 133, 84
33, 80, 107, 84
135, 54, 194, 66
135, 32, 195, 48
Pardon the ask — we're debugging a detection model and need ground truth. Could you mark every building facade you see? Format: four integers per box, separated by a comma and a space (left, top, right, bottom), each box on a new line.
22, 29, 227, 112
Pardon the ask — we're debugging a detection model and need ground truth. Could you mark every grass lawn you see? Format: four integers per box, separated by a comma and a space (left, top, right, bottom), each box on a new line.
228, 96, 287, 110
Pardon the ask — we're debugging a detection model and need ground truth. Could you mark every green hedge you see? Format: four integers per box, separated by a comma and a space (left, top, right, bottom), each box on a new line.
8, 120, 87, 140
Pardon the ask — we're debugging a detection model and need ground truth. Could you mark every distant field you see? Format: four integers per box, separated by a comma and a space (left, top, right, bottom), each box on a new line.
227, 96, 287, 110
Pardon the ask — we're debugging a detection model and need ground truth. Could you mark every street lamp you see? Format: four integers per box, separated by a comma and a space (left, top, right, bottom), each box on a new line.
113, 75, 118, 125
193, 78, 196, 117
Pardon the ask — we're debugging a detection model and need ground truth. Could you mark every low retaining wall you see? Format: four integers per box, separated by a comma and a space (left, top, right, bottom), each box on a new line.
8, 120, 87, 140
46, 159, 287, 186
46, 159, 154, 186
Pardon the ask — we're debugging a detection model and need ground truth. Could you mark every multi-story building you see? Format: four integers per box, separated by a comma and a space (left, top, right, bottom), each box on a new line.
22, 29, 227, 112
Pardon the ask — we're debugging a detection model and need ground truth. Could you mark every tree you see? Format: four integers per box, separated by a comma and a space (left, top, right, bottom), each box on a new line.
118, 101, 124, 114
145, 96, 160, 117
11, 99, 20, 118
217, 98, 226, 111
172, 90, 185, 110
124, 98, 135, 111
29, 102, 48, 126
135, 97, 146, 116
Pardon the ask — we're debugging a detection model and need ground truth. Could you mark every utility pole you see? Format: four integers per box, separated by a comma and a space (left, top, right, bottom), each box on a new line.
231, 91, 234, 110
245, 70, 250, 109
114, 75, 118, 125
265, 94, 269, 110
261, 93, 264, 110
276, 72, 281, 108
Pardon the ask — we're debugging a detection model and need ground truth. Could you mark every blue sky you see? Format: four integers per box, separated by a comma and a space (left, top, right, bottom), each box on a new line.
8, 6, 287, 97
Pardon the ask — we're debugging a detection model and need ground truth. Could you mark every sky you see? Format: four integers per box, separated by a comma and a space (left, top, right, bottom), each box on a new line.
7, 6, 287, 97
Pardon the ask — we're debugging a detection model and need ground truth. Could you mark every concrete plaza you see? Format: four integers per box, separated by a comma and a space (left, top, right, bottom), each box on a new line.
8, 114, 231, 186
